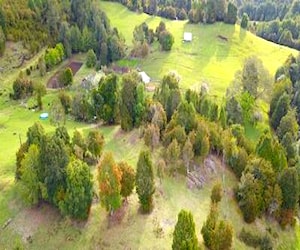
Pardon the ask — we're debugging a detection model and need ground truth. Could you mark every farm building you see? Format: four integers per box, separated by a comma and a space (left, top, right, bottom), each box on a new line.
139, 71, 151, 84
183, 32, 192, 42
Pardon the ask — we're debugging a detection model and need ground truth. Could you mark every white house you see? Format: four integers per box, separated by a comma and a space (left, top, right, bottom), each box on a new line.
183, 32, 192, 42
139, 71, 151, 84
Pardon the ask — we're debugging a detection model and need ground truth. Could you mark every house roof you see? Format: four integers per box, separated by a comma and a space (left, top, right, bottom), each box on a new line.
183, 32, 192, 41
139, 71, 151, 84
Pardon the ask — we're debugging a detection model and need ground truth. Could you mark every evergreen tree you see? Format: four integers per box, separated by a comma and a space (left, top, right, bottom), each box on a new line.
241, 13, 249, 29
136, 150, 155, 213
172, 209, 199, 250
119, 162, 135, 199
86, 49, 97, 68
87, 130, 104, 160
19, 145, 41, 206
271, 92, 290, 130
59, 159, 93, 219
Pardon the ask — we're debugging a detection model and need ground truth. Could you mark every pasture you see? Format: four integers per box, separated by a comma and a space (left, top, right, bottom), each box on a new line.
100, 1, 298, 97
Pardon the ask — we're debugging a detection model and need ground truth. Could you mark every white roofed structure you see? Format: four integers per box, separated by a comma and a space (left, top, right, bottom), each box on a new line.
183, 32, 192, 42
139, 71, 151, 84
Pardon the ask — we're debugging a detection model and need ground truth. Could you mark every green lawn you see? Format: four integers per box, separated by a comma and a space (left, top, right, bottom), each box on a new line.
99, 1, 298, 97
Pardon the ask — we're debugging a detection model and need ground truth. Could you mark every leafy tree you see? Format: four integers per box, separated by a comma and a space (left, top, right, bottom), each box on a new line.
16, 142, 29, 180
225, 2, 237, 24
136, 150, 155, 213
98, 152, 122, 213
201, 203, 218, 249
215, 0, 226, 21
159, 30, 174, 51
59, 159, 93, 219
213, 220, 233, 250
226, 96, 243, 125
182, 137, 194, 171
211, 182, 222, 203
120, 71, 144, 130
20, 145, 41, 206
40, 134, 69, 204
33, 82, 46, 110
12, 77, 34, 100
166, 139, 181, 172
172, 209, 199, 250
144, 124, 160, 151
241, 13, 249, 29
86, 49, 97, 68
174, 100, 197, 133
270, 92, 290, 130
87, 130, 104, 160
72, 129, 87, 160
50, 100, 66, 126
276, 110, 298, 141
279, 167, 299, 210
26, 122, 45, 146
58, 67, 73, 87
58, 91, 72, 114
38, 57, 46, 76
119, 162, 135, 199
206, 0, 216, 23
236, 172, 262, 223
281, 132, 297, 164
0, 26, 5, 56
93, 73, 119, 124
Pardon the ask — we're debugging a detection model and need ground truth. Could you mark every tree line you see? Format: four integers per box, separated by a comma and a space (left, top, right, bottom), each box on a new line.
110, 0, 238, 24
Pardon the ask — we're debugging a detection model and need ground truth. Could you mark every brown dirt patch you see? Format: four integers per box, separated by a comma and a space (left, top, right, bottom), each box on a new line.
47, 61, 83, 88
9, 203, 60, 242
107, 200, 128, 228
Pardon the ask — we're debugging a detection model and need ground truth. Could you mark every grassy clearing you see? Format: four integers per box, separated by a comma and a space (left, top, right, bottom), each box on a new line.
99, 1, 298, 97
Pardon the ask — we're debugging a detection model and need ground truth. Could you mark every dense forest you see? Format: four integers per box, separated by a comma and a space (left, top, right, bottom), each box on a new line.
0, 0, 125, 63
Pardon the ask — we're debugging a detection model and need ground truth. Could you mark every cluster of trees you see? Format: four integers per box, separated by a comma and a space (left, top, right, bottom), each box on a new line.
237, 0, 299, 22
0, 0, 125, 63
172, 184, 233, 249
188, 0, 238, 24
16, 123, 104, 219
256, 18, 300, 50
11, 72, 47, 110
131, 21, 174, 56
44, 43, 65, 70
97, 149, 155, 214
112, 0, 238, 25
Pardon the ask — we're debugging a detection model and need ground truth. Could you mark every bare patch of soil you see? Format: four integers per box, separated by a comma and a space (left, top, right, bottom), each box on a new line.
107, 200, 128, 228
187, 155, 224, 189
47, 61, 83, 88
9, 203, 60, 242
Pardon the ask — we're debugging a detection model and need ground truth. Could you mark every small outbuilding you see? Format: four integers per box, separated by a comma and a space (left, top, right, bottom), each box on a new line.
139, 71, 151, 84
183, 32, 192, 42
40, 113, 49, 120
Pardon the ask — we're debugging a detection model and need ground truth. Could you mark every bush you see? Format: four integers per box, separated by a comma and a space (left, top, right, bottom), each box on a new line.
177, 9, 187, 20
12, 77, 34, 100
239, 228, 273, 250
86, 49, 97, 68
159, 30, 174, 51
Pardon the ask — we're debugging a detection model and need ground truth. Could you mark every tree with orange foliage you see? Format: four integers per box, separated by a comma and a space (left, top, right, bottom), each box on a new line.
98, 152, 122, 214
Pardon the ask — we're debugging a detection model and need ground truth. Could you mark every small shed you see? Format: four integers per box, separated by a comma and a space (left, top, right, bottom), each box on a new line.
139, 71, 151, 84
183, 32, 192, 42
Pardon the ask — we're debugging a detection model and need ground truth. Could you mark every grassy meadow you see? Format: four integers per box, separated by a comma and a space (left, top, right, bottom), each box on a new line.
100, 1, 298, 97
0, 2, 299, 249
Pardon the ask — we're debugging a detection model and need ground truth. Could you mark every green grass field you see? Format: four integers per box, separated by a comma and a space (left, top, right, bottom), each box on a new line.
100, 1, 298, 97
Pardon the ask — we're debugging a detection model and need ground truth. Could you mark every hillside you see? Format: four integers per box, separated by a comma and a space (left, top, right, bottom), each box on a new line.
99, 1, 298, 97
